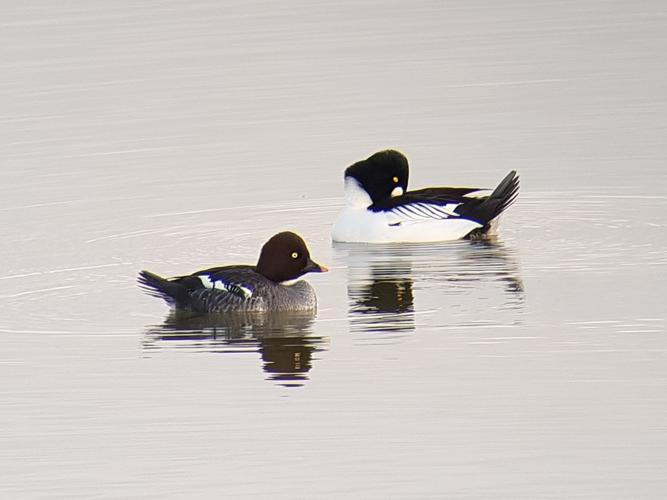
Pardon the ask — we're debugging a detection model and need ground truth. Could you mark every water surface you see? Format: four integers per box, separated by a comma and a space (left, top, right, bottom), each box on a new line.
1, 1, 666, 498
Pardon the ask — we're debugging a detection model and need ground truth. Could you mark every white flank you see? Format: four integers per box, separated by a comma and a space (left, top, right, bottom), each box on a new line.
333, 176, 482, 242
332, 206, 481, 243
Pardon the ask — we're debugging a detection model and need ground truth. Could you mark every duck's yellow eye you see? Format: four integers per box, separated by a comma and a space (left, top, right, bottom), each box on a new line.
393, 176, 399, 183
291, 252, 299, 259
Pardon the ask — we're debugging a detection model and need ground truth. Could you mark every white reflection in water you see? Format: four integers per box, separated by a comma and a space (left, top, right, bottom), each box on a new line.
335, 237, 524, 338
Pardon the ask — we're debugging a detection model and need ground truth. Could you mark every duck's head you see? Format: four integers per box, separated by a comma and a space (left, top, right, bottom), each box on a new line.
343, 149, 409, 206
256, 232, 328, 283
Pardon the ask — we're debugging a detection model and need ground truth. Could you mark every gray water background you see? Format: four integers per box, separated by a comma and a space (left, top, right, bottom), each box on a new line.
1, 1, 666, 498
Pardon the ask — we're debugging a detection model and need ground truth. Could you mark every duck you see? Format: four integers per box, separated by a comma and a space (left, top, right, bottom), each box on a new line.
331, 149, 519, 243
138, 231, 327, 313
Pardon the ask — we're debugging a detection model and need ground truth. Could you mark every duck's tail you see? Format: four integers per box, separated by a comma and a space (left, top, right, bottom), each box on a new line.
487, 170, 520, 221
457, 170, 519, 229
138, 270, 186, 307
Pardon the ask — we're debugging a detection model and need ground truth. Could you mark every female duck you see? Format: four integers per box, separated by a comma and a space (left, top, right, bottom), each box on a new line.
139, 231, 327, 313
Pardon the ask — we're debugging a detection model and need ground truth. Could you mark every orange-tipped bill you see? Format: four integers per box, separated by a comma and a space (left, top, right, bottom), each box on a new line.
305, 259, 328, 273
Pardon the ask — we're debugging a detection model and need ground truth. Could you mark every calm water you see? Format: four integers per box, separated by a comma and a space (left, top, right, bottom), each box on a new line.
2, 1, 666, 498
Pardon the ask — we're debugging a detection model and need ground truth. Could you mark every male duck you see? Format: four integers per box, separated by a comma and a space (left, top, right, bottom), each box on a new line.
332, 149, 519, 243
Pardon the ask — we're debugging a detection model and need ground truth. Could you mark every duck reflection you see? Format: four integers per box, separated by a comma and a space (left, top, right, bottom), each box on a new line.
447, 237, 525, 297
335, 237, 523, 335
143, 310, 325, 387
339, 247, 417, 335
353, 276, 414, 314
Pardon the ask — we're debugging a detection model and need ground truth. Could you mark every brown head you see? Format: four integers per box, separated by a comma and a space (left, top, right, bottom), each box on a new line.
256, 232, 328, 283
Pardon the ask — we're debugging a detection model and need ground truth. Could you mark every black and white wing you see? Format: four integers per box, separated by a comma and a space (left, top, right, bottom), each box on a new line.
175, 266, 266, 312
381, 200, 463, 226
369, 190, 469, 226
369, 172, 518, 228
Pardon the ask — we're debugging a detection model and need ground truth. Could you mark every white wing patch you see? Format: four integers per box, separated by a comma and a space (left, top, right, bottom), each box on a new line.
235, 284, 253, 298
198, 275, 215, 288
387, 202, 461, 225
198, 275, 253, 299
463, 189, 491, 199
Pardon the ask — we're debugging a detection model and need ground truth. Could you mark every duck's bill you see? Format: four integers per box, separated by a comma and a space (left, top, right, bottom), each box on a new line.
304, 259, 328, 273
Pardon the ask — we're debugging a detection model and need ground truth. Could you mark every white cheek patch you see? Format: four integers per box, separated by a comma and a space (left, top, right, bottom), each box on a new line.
391, 186, 404, 197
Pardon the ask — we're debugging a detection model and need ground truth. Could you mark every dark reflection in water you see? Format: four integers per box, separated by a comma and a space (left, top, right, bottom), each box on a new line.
345, 253, 417, 335
445, 238, 525, 296
353, 273, 414, 314
143, 311, 325, 387
334, 237, 524, 335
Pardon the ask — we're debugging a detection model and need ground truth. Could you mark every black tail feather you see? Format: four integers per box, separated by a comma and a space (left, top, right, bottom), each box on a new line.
487, 170, 520, 221
138, 270, 187, 307
456, 170, 519, 227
